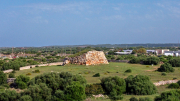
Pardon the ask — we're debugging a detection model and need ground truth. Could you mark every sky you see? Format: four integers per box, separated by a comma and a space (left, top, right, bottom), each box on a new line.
0, 0, 180, 47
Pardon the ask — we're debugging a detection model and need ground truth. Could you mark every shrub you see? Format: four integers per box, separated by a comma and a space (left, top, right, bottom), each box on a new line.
35, 65, 39, 67
139, 97, 151, 101
158, 63, 174, 73
0, 71, 7, 85
101, 76, 126, 100
161, 72, 166, 76
125, 75, 157, 95
12, 70, 16, 73
26, 73, 31, 75
125, 69, 132, 73
169, 58, 180, 67
85, 84, 104, 96
27, 72, 87, 101
154, 90, 180, 101
93, 73, 100, 77
177, 80, 180, 85
19, 95, 32, 101
168, 83, 179, 89
129, 97, 138, 101
35, 69, 40, 73
15, 75, 30, 89
129, 57, 140, 64
143, 57, 160, 65
9, 73, 15, 78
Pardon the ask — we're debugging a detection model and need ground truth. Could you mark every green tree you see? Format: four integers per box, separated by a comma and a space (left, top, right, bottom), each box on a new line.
101, 76, 126, 100
137, 48, 146, 54
0, 71, 7, 85
19, 95, 32, 101
15, 75, 30, 89
125, 75, 157, 95
9, 73, 15, 78
158, 63, 175, 73
154, 90, 180, 101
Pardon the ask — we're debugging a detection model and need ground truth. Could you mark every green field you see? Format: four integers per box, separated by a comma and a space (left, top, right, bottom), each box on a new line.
13, 62, 180, 101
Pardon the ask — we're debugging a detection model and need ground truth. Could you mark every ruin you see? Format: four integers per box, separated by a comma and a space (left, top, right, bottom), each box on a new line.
63, 50, 109, 66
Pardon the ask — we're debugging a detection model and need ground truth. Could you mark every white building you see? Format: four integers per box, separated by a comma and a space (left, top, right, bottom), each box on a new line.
146, 50, 157, 54
164, 51, 180, 56
115, 50, 133, 55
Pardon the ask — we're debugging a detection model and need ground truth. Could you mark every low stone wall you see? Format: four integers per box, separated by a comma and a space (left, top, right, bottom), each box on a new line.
3, 62, 63, 73
3, 69, 13, 73
153, 80, 178, 86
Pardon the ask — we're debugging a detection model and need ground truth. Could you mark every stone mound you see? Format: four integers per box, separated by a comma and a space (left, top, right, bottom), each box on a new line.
63, 50, 109, 66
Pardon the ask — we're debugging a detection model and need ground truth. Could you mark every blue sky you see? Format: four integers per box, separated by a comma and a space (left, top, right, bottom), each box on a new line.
0, 0, 180, 47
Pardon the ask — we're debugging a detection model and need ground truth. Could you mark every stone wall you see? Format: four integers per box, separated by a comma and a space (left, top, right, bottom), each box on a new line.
65, 51, 109, 66
153, 80, 178, 86
3, 62, 63, 73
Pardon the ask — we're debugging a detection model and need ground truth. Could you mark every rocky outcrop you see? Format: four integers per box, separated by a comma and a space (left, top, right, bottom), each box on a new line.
64, 50, 109, 66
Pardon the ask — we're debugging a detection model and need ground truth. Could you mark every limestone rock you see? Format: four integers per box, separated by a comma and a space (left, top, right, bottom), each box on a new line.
64, 50, 109, 66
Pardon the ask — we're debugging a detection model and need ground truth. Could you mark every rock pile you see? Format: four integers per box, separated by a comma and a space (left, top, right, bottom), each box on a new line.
63, 50, 109, 66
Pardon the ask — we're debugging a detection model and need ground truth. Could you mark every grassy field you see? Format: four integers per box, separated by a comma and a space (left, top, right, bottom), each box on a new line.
13, 62, 180, 101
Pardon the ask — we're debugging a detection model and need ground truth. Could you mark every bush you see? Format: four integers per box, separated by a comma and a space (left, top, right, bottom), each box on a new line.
9, 73, 15, 78
15, 75, 30, 89
158, 63, 175, 73
129, 97, 138, 101
0, 71, 7, 85
101, 76, 126, 100
139, 97, 151, 101
85, 83, 104, 96
125, 75, 157, 95
143, 57, 160, 65
93, 73, 100, 77
35, 69, 40, 73
154, 90, 180, 101
168, 83, 179, 89
129, 57, 140, 64
28, 72, 86, 101
12, 70, 16, 73
125, 69, 132, 73
169, 58, 180, 67
177, 80, 180, 85
26, 73, 31, 75
161, 72, 166, 76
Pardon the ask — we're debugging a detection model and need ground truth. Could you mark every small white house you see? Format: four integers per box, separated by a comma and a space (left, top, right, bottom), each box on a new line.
115, 50, 133, 55
164, 51, 180, 56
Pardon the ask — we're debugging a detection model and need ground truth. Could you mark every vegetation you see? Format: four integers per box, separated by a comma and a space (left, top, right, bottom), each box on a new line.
125, 75, 157, 95
101, 76, 126, 100
125, 69, 132, 73
0, 71, 7, 85
15, 75, 30, 89
85, 83, 104, 96
9, 73, 15, 78
158, 63, 175, 73
93, 73, 100, 77
168, 83, 179, 89
68, 49, 93, 57
154, 90, 180, 101
169, 57, 180, 67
